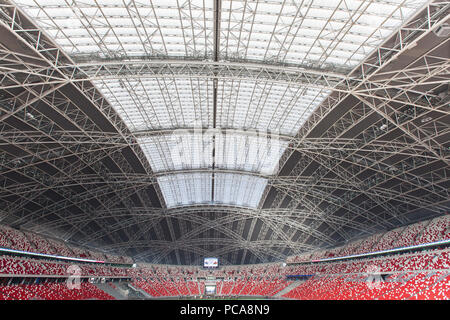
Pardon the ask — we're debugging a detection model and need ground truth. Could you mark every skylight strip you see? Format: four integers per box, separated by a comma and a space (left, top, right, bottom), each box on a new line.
157, 173, 212, 208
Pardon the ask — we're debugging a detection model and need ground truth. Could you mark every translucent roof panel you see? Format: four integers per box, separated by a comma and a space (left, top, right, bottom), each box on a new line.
217, 80, 330, 136
15, 0, 427, 68
158, 173, 212, 208
95, 77, 328, 135
94, 78, 213, 131
158, 172, 267, 208
214, 173, 268, 208
12, 0, 430, 209
215, 132, 288, 175
15, 0, 214, 58
138, 134, 213, 173
220, 0, 427, 68
138, 131, 286, 175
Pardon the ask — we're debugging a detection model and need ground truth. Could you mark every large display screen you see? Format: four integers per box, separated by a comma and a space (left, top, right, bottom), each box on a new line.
203, 257, 219, 268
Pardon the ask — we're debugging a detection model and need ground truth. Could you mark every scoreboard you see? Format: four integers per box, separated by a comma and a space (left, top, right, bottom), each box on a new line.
203, 257, 219, 268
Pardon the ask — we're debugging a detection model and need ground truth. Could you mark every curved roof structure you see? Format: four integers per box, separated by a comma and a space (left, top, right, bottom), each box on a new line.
0, 0, 449, 265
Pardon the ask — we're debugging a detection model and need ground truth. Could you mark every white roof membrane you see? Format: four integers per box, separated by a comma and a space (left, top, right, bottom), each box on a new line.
12, 0, 430, 208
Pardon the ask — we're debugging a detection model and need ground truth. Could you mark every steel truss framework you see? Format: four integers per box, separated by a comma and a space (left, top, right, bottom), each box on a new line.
0, 0, 449, 264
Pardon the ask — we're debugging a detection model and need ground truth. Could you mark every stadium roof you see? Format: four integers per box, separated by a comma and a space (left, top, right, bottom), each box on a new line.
0, 0, 449, 265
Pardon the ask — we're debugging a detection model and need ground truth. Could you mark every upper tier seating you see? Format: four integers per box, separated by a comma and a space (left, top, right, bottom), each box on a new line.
287, 215, 449, 263
0, 255, 133, 277
0, 225, 33, 252
0, 224, 131, 264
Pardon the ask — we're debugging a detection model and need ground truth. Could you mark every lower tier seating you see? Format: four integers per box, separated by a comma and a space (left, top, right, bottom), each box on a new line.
0, 281, 114, 300
283, 249, 450, 300
133, 277, 291, 298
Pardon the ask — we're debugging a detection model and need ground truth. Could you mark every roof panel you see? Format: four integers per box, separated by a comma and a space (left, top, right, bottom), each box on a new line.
16, 0, 214, 57
215, 132, 288, 175
217, 80, 330, 135
139, 131, 286, 176
93, 77, 329, 136
214, 173, 268, 208
158, 172, 267, 208
138, 134, 213, 172
220, 0, 427, 68
94, 78, 213, 131
12, 0, 431, 210
158, 173, 212, 207
16, 0, 427, 68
